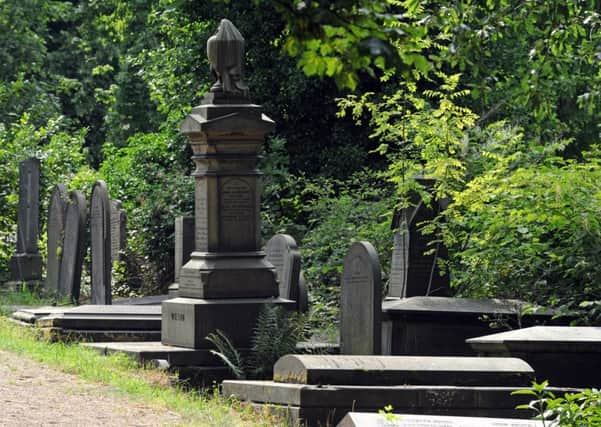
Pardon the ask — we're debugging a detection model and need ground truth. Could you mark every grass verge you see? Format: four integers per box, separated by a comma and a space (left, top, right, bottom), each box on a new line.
0, 316, 285, 426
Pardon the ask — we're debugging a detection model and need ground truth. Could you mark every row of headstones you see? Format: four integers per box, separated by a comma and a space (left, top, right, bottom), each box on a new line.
46, 180, 126, 304
169, 216, 308, 311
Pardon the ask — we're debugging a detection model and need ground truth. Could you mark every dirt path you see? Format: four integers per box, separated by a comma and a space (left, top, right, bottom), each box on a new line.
0, 350, 182, 426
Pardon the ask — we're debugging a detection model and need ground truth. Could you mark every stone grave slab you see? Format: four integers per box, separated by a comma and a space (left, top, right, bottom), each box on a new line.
8, 158, 43, 284
58, 190, 86, 302
467, 326, 601, 387
273, 355, 533, 387
222, 380, 573, 427
10, 306, 69, 325
265, 234, 301, 302
381, 297, 566, 356
113, 294, 169, 305
46, 184, 68, 294
90, 180, 112, 304
35, 304, 161, 342
340, 241, 382, 355
338, 413, 543, 427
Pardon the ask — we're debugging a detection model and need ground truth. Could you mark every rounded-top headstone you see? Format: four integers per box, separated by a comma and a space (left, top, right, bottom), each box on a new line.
265, 234, 301, 301
90, 180, 112, 305
340, 241, 382, 355
59, 190, 87, 302
46, 184, 68, 293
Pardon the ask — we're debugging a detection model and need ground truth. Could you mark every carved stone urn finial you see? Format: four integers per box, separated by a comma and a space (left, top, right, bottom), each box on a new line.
206, 19, 250, 98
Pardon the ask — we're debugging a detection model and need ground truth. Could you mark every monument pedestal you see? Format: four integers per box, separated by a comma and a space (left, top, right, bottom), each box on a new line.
162, 297, 295, 349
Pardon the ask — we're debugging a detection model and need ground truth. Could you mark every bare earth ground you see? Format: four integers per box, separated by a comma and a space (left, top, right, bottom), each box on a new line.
0, 350, 182, 427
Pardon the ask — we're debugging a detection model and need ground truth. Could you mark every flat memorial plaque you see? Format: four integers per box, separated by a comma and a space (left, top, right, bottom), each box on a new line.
338, 413, 543, 427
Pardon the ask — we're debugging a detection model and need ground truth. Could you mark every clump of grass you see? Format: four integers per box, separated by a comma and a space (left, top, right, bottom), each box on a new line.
0, 317, 284, 426
0, 288, 57, 315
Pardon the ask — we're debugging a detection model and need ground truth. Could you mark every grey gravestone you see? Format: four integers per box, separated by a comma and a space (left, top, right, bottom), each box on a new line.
169, 216, 195, 296
8, 158, 42, 283
338, 413, 543, 427
273, 354, 533, 387
340, 241, 382, 355
265, 234, 301, 301
110, 199, 127, 264
58, 190, 86, 302
297, 271, 309, 313
90, 180, 111, 304
46, 184, 68, 293
388, 179, 450, 298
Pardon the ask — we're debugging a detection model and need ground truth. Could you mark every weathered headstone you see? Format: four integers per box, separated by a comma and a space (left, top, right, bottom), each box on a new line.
46, 184, 68, 294
340, 241, 382, 355
8, 158, 43, 284
388, 179, 450, 298
90, 180, 111, 304
110, 199, 127, 264
58, 190, 86, 302
168, 216, 195, 296
265, 234, 301, 302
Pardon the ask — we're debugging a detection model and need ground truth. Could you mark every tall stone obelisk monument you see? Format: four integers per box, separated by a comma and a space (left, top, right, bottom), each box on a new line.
162, 19, 292, 349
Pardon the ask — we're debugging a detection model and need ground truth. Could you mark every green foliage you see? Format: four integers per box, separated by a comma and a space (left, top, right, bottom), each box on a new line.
0, 114, 90, 277
443, 143, 601, 310
301, 171, 393, 324
513, 381, 601, 426
99, 131, 193, 293
206, 305, 310, 380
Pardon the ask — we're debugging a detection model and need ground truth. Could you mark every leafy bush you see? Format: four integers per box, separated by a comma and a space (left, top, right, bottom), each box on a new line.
514, 381, 601, 426
99, 131, 193, 293
443, 144, 601, 311
0, 114, 91, 279
301, 171, 393, 326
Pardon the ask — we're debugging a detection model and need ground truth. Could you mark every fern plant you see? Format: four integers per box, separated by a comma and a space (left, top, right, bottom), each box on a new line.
206, 304, 310, 380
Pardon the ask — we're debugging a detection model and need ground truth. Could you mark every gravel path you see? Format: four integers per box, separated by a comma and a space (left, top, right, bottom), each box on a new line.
0, 350, 182, 426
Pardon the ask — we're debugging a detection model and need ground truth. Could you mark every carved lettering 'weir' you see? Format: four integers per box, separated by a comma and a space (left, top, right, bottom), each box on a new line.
171, 312, 185, 321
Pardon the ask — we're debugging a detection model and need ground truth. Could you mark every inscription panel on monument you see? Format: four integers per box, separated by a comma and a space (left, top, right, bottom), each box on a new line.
219, 177, 255, 251
195, 178, 208, 251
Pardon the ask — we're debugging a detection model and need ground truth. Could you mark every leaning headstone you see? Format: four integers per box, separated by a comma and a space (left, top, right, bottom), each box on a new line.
388, 178, 450, 298
58, 190, 87, 302
90, 180, 111, 304
8, 158, 43, 285
340, 241, 382, 355
265, 234, 301, 302
110, 199, 127, 264
46, 184, 68, 294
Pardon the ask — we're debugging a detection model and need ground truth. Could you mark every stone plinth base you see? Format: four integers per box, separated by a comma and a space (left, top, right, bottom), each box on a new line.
179, 252, 278, 299
8, 253, 42, 282
161, 297, 295, 349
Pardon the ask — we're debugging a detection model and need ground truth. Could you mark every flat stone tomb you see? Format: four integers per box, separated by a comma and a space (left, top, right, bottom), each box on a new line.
380, 296, 562, 356
58, 190, 86, 302
34, 305, 161, 342
265, 234, 301, 301
222, 354, 575, 427
90, 180, 112, 304
46, 184, 68, 294
273, 355, 534, 387
340, 241, 382, 355
338, 413, 543, 427
467, 326, 601, 388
